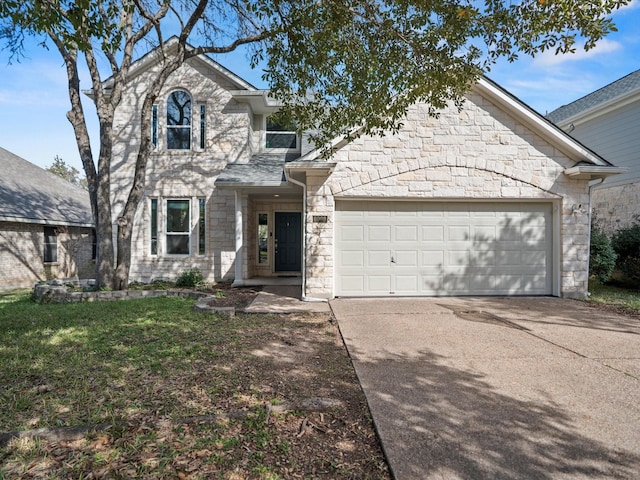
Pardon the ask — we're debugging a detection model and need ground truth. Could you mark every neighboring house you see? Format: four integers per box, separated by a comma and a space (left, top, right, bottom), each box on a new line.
547, 69, 640, 235
0, 147, 95, 289
108, 42, 623, 299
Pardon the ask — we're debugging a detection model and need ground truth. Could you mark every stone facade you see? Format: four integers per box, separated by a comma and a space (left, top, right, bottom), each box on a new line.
112, 51, 597, 298
592, 182, 640, 235
303, 92, 591, 299
0, 222, 95, 289
112, 57, 256, 283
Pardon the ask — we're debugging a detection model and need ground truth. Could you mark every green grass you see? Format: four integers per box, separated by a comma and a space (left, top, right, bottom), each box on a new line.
588, 281, 640, 314
0, 291, 255, 432
0, 290, 389, 479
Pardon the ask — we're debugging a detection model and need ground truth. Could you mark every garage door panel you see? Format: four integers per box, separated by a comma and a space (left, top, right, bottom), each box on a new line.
444, 274, 471, 292
368, 225, 391, 242
395, 250, 418, 265
395, 275, 418, 292
471, 250, 495, 266
473, 225, 497, 242
495, 275, 522, 293
522, 250, 546, 265
340, 251, 364, 267
449, 250, 470, 267
341, 225, 364, 242
335, 201, 552, 296
448, 225, 470, 241
422, 251, 444, 266
368, 275, 392, 293
395, 225, 418, 241
497, 250, 522, 266
422, 226, 444, 241
470, 275, 497, 291
368, 250, 390, 266
340, 275, 364, 294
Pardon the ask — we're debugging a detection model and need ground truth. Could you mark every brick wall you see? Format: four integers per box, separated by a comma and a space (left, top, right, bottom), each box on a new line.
304, 92, 591, 299
0, 222, 94, 289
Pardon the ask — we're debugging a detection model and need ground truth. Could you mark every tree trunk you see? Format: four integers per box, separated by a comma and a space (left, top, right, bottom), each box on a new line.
112, 53, 185, 290
114, 217, 131, 291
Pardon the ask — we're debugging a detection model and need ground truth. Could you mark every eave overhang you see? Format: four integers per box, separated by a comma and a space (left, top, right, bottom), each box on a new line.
0, 215, 94, 228
563, 165, 628, 180
215, 180, 290, 188
230, 90, 283, 114
284, 161, 337, 174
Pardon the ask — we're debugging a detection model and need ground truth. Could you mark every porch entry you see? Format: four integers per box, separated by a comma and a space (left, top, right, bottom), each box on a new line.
275, 212, 302, 272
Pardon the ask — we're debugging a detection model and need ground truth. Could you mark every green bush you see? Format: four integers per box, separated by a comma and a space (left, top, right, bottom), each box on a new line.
175, 268, 204, 288
590, 225, 617, 284
612, 223, 640, 262
612, 223, 640, 283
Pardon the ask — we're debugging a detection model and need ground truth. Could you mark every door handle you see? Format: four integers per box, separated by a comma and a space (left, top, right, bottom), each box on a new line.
391, 256, 396, 263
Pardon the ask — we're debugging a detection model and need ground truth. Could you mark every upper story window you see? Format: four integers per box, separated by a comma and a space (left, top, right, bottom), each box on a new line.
167, 90, 192, 150
266, 115, 297, 150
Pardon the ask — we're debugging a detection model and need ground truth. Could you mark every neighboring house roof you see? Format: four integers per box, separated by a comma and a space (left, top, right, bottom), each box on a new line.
547, 69, 640, 125
215, 153, 301, 187
0, 147, 93, 227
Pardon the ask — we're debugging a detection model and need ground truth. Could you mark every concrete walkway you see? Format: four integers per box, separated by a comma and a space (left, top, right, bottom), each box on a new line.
330, 297, 640, 480
244, 285, 330, 314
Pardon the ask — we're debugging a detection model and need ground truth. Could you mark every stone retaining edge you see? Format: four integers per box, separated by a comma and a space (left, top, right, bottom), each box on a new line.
32, 284, 209, 304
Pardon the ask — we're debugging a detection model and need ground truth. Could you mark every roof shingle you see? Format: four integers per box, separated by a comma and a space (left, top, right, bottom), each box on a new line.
547, 69, 640, 124
0, 147, 93, 226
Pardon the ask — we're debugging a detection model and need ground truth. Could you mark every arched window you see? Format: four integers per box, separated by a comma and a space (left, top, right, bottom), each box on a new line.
167, 90, 192, 150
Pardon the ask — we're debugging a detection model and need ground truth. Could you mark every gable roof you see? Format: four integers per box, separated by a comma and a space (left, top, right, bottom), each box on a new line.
95, 37, 256, 95
289, 76, 613, 169
547, 69, 640, 125
0, 147, 93, 227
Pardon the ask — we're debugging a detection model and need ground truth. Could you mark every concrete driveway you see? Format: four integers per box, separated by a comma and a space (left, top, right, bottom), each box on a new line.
330, 297, 640, 479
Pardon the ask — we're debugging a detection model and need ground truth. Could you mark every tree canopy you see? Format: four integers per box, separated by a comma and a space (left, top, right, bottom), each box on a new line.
0, 0, 629, 288
47, 155, 87, 189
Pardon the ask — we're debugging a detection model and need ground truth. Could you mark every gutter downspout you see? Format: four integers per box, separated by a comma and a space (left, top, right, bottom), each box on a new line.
586, 178, 605, 296
284, 168, 329, 303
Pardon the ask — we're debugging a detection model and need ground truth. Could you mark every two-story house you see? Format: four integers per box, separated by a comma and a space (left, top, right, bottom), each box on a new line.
547, 69, 639, 235
109, 43, 624, 299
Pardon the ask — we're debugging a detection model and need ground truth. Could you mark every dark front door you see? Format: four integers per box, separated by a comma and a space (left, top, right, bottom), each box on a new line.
275, 212, 302, 272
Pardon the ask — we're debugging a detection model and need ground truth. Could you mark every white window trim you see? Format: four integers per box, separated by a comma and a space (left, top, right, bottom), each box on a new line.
150, 197, 159, 256
165, 198, 192, 257
264, 115, 299, 153
197, 197, 206, 256
166, 89, 193, 151
257, 211, 269, 266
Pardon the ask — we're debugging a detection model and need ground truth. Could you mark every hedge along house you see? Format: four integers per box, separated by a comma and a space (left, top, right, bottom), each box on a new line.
108, 42, 623, 299
0, 147, 95, 289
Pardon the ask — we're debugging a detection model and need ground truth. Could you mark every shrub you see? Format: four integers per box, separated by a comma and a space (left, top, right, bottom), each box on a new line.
590, 225, 617, 284
612, 223, 640, 262
175, 268, 204, 288
612, 223, 640, 283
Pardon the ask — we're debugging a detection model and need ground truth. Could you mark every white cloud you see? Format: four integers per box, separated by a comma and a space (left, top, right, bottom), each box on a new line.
531, 39, 622, 67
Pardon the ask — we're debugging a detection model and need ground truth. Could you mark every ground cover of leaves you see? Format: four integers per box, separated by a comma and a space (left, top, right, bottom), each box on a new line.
0, 290, 390, 479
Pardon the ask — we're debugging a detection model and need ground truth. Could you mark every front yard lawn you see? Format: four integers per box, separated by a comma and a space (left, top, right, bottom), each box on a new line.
588, 281, 640, 316
0, 290, 389, 479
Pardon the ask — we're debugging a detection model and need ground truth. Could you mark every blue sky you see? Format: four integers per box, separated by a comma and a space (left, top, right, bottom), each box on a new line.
0, 1, 639, 172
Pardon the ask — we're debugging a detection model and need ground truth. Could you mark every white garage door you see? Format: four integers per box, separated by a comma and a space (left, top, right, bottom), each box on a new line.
335, 201, 553, 296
